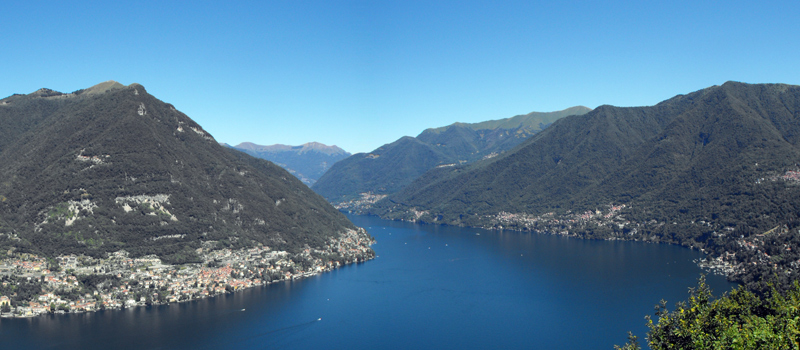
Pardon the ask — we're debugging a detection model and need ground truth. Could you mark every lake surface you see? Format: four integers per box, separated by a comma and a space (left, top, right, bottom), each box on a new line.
1, 214, 735, 349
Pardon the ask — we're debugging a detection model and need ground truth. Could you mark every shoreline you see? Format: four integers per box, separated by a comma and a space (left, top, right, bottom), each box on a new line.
1, 255, 373, 319
349, 205, 759, 284
0, 228, 375, 318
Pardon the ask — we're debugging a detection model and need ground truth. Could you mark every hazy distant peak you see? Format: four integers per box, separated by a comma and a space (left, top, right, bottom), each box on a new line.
231, 141, 351, 186
300, 142, 346, 154
234, 141, 259, 149
234, 142, 279, 152
234, 142, 347, 155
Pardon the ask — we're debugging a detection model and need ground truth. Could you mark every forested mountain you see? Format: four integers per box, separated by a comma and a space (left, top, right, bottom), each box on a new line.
230, 142, 350, 186
0, 81, 370, 264
311, 106, 590, 205
370, 82, 800, 291
424, 106, 591, 133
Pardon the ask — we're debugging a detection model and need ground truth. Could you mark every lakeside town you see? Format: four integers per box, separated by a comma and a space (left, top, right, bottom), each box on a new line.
374, 193, 800, 289
333, 192, 387, 212
0, 228, 374, 318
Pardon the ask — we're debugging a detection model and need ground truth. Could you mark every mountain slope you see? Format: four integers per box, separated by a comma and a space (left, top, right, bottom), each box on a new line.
379, 99, 691, 215
0, 82, 372, 264
371, 82, 800, 290
425, 105, 591, 133
311, 106, 591, 204
231, 142, 350, 186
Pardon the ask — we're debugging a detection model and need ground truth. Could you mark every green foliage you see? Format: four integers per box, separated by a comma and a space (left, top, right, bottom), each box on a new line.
312, 106, 591, 202
48, 202, 73, 220
0, 82, 364, 262
426, 106, 591, 133
631, 276, 800, 350
55, 288, 83, 301
159, 246, 203, 265
313, 136, 455, 201
78, 274, 119, 291
372, 82, 800, 291
0, 276, 44, 304
614, 332, 642, 350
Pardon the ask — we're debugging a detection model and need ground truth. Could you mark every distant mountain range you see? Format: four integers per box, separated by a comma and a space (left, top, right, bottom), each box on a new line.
311, 106, 591, 205
0, 81, 372, 264
369, 82, 800, 291
228, 142, 350, 186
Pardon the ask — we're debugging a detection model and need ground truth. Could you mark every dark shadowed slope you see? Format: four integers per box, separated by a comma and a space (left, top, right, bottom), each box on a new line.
371, 82, 800, 291
0, 81, 369, 264
312, 106, 591, 204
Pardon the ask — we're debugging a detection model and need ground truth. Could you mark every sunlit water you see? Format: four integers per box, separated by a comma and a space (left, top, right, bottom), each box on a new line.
0, 214, 734, 349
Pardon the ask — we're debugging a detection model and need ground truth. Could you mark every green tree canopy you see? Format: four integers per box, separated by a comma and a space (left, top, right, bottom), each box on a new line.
618, 276, 800, 349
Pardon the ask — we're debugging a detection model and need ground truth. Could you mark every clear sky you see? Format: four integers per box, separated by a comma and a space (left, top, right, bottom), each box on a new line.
3, 1, 799, 153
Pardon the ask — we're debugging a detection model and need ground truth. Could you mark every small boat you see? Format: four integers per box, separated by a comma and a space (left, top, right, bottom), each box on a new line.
318, 318, 322, 321
241, 309, 246, 311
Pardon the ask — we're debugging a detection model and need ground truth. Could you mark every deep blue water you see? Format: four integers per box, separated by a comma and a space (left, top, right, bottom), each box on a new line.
0, 214, 735, 349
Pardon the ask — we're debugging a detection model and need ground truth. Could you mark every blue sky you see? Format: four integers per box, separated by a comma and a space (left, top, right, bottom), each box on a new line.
3, 1, 799, 153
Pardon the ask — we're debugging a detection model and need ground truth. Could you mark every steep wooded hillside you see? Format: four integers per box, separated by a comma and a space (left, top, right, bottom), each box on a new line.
0, 82, 371, 264
371, 82, 800, 291
311, 106, 591, 204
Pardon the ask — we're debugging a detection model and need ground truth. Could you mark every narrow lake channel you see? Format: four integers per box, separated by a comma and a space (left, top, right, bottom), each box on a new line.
0, 214, 735, 349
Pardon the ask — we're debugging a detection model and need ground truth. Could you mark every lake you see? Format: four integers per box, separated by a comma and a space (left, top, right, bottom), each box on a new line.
0, 214, 735, 349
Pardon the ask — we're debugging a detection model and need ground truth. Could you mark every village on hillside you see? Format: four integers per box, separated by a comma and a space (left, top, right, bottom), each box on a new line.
0, 229, 374, 318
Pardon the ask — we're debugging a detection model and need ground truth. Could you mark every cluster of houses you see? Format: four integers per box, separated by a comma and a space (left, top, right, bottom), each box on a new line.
699, 224, 800, 278
334, 192, 387, 212
0, 228, 374, 317
780, 169, 800, 182
491, 203, 631, 234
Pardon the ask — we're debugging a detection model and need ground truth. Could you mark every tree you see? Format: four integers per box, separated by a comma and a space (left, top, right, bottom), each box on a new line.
613, 332, 641, 350
625, 276, 800, 349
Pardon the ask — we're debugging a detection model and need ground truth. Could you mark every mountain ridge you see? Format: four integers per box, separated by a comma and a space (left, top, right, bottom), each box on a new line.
230, 141, 350, 185
311, 106, 591, 204
424, 105, 592, 134
369, 81, 800, 291
0, 82, 373, 264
